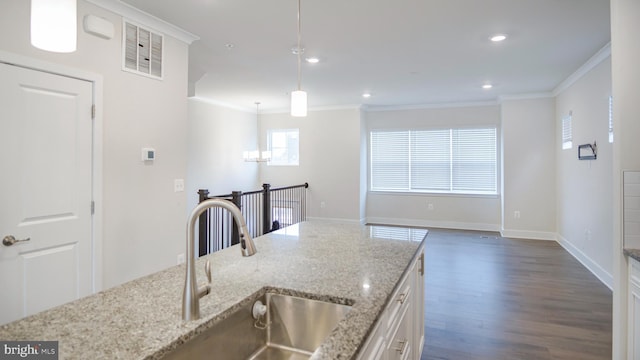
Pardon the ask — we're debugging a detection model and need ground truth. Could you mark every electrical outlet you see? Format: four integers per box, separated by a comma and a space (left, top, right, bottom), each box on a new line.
320, 201, 326, 209
177, 253, 185, 265
427, 203, 434, 211
514, 210, 521, 219
174, 179, 185, 192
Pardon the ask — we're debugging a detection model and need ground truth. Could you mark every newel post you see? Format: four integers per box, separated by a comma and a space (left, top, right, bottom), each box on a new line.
197, 189, 209, 257
231, 191, 242, 245
262, 184, 271, 234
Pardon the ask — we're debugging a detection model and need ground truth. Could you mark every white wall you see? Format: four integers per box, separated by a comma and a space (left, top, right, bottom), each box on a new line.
501, 97, 556, 240
186, 99, 260, 211
611, 0, 640, 357
359, 110, 368, 222
0, 0, 190, 289
555, 57, 613, 287
259, 108, 363, 221
364, 105, 502, 231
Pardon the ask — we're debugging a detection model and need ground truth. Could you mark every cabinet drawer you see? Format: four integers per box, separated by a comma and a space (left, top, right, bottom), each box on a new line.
386, 269, 414, 332
387, 301, 412, 360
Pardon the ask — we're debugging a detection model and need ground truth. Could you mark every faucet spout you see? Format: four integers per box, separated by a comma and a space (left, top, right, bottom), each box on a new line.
182, 198, 257, 321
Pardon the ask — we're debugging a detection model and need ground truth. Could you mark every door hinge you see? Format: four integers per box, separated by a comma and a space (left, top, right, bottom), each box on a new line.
91, 104, 96, 120
91, 201, 95, 215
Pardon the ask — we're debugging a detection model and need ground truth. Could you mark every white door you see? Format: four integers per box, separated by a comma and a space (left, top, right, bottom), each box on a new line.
0, 62, 94, 325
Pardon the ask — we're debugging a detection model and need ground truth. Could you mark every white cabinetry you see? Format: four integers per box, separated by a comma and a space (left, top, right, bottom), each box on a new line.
413, 249, 425, 355
358, 248, 425, 360
357, 316, 387, 360
628, 257, 640, 360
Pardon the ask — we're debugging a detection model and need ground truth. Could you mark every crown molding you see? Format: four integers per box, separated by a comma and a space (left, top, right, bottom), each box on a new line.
498, 92, 554, 102
364, 100, 499, 112
189, 97, 255, 113
552, 42, 611, 96
260, 104, 362, 114
85, 0, 199, 44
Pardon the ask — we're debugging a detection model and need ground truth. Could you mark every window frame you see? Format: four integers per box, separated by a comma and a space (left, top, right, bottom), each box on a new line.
369, 126, 499, 196
267, 128, 300, 166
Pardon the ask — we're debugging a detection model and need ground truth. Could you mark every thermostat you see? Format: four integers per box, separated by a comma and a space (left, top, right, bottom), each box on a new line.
142, 148, 155, 161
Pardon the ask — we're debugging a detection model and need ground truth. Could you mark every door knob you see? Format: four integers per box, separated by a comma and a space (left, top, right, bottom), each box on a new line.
2, 235, 31, 246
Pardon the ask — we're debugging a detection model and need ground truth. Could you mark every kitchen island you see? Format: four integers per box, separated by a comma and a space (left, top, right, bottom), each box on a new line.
0, 221, 426, 359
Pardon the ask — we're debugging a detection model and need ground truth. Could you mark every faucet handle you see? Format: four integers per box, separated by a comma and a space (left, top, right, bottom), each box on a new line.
198, 260, 212, 299
205, 260, 212, 284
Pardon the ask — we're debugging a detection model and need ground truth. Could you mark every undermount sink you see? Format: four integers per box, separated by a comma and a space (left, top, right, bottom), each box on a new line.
162, 293, 352, 360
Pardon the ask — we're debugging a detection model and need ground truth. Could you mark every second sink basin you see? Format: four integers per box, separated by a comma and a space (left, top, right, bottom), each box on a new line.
162, 293, 352, 360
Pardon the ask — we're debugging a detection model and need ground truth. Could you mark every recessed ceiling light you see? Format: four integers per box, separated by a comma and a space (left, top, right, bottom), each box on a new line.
482, 84, 493, 89
362, 93, 371, 98
490, 34, 507, 42
306, 57, 319, 64
225, 43, 235, 49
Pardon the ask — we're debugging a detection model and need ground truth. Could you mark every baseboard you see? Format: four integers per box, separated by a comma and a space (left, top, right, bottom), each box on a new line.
500, 229, 557, 241
556, 234, 614, 290
364, 217, 500, 232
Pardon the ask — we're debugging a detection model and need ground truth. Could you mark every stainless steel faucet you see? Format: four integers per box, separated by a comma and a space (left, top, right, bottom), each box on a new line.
182, 198, 257, 321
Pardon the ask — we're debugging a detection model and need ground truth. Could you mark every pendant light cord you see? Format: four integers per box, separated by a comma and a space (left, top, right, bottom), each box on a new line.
297, 0, 302, 91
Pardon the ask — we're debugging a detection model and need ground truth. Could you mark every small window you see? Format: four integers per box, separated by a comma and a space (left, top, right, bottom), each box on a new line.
562, 112, 573, 150
609, 96, 614, 143
268, 129, 299, 166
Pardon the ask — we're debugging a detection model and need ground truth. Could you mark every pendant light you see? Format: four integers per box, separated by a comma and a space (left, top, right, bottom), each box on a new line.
290, 0, 307, 117
243, 102, 272, 162
31, 0, 77, 53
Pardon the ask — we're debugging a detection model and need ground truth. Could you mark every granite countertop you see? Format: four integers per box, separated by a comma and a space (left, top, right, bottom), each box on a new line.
625, 248, 640, 262
0, 220, 426, 360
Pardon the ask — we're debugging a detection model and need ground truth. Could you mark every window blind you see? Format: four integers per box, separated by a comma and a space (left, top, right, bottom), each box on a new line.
371, 131, 410, 190
562, 113, 572, 149
452, 129, 497, 192
370, 128, 497, 194
411, 130, 450, 191
609, 96, 613, 143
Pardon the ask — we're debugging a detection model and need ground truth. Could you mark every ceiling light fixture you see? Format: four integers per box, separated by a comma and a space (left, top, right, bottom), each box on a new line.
243, 102, 271, 162
31, 0, 77, 53
490, 34, 507, 42
291, 0, 307, 117
306, 57, 319, 64
482, 84, 493, 89
362, 93, 371, 98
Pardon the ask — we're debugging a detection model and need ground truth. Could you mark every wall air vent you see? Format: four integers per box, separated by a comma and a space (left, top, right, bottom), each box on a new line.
123, 21, 163, 79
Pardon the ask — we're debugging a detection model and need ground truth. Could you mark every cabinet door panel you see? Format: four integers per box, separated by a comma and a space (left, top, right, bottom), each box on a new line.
414, 251, 425, 359
387, 303, 412, 360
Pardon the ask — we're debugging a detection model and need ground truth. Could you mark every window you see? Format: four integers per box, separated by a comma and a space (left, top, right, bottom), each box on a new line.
562, 112, 573, 149
609, 96, 614, 143
268, 129, 299, 166
370, 128, 497, 195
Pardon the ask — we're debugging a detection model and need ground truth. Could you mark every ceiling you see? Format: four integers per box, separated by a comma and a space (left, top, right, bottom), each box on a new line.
120, 0, 611, 112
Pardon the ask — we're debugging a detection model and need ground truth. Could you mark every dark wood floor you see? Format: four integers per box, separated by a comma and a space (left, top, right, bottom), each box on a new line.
420, 228, 612, 360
